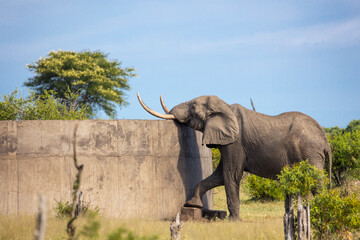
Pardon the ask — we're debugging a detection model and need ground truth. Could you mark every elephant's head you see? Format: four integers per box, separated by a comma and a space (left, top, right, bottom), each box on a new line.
137, 93, 239, 146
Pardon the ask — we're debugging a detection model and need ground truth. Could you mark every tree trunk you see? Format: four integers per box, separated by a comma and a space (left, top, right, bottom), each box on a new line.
283, 194, 295, 240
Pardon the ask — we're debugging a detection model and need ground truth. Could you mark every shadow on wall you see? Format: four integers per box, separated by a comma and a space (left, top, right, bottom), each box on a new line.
176, 122, 210, 209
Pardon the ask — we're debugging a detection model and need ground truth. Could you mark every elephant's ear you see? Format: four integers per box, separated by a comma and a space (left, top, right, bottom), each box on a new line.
203, 98, 239, 146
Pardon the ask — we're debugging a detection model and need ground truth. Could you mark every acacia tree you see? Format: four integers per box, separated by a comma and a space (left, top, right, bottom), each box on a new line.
24, 50, 136, 117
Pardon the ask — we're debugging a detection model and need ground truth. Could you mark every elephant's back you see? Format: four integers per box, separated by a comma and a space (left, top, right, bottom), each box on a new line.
238, 107, 329, 174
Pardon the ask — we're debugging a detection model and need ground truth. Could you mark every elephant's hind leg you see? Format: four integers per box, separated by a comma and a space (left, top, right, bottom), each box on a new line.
184, 162, 224, 208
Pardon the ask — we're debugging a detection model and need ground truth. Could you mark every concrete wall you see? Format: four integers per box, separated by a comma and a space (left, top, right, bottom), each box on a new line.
0, 120, 213, 219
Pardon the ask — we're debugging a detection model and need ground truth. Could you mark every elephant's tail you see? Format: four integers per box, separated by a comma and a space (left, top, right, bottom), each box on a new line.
325, 148, 332, 189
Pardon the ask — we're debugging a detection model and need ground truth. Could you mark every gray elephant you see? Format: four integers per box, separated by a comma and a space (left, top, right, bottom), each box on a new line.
137, 93, 331, 220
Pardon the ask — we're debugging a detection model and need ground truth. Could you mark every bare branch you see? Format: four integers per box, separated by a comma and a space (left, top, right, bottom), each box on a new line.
67, 124, 84, 240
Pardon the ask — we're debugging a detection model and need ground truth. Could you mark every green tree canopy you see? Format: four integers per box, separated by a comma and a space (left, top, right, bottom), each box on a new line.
345, 119, 360, 132
322, 119, 360, 186
24, 50, 136, 117
329, 130, 360, 186
323, 126, 343, 138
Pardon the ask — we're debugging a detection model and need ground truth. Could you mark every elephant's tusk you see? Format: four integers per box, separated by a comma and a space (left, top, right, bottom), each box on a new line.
160, 95, 170, 114
137, 92, 176, 120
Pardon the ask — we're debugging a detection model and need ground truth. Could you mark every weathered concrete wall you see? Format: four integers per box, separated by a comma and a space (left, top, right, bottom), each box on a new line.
0, 120, 213, 219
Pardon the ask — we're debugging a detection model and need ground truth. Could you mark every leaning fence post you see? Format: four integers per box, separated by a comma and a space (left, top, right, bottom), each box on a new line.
170, 213, 183, 240
34, 194, 47, 240
284, 194, 295, 240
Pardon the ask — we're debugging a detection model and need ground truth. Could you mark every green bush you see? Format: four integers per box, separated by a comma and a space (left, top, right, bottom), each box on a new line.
107, 227, 159, 240
0, 88, 91, 120
329, 130, 360, 186
53, 199, 100, 218
311, 189, 360, 239
244, 160, 326, 202
278, 160, 327, 196
79, 214, 101, 240
212, 148, 221, 171
77, 216, 159, 240
244, 174, 283, 201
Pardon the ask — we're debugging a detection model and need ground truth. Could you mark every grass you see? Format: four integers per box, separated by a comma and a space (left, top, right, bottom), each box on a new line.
0, 186, 285, 239
0, 215, 284, 240
213, 185, 284, 219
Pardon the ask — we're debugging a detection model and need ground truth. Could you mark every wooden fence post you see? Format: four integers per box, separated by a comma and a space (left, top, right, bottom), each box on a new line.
306, 202, 311, 240
297, 194, 311, 240
34, 194, 47, 240
284, 194, 295, 240
170, 213, 183, 240
297, 194, 305, 240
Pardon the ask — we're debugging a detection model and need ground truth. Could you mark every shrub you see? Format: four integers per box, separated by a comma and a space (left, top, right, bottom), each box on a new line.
212, 148, 221, 171
79, 214, 101, 240
311, 189, 360, 239
329, 130, 360, 186
278, 160, 327, 197
53, 199, 100, 218
0, 88, 91, 120
53, 200, 73, 218
78, 216, 159, 240
0, 89, 27, 120
107, 227, 159, 240
244, 174, 283, 201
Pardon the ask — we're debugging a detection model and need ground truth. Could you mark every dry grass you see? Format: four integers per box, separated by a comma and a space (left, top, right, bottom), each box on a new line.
180, 219, 284, 240
0, 186, 285, 239
213, 185, 284, 219
0, 215, 67, 240
0, 215, 284, 240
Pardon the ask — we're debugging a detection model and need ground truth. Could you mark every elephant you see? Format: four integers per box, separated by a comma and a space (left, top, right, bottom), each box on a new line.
137, 93, 331, 220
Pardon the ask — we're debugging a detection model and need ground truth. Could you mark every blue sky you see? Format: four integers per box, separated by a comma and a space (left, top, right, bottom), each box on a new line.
1, 0, 360, 127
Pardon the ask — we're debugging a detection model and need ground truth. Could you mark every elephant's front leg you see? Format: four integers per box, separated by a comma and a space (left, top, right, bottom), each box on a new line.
222, 144, 245, 220
184, 161, 224, 208
223, 172, 242, 220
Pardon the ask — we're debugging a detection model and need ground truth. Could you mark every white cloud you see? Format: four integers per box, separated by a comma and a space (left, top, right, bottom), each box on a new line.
101, 17, 360, 58
282, 17, 360, 47
188, 17, 360, 52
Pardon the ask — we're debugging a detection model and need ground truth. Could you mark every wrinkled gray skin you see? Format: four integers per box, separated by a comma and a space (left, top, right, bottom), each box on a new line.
169, 96, 331, 220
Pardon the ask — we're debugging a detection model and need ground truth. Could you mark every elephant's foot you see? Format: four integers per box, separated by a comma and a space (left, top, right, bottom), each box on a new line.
184, 197, 203, 209
229, 215, 242, 221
